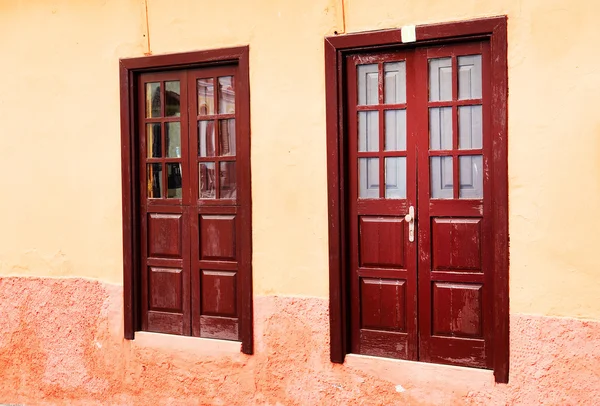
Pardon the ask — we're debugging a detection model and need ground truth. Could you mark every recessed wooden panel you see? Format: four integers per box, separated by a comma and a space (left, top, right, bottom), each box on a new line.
359, 217, 405, 268
360, 278, 406, 331
427, 335, 487, 368
432, 282, 482, 338
148, 213, 183, 258
201, 271, 237, 317
432, 218, 481, 270
148, 267, 183, 312
360, 329, 408, 359
147, 311, 184, 335
200, 316, 239, 340
199, 215, 236, 261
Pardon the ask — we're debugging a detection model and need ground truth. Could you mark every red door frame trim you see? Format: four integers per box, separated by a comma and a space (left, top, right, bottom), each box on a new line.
119, 46, 254, 354
324, 17, 509, 383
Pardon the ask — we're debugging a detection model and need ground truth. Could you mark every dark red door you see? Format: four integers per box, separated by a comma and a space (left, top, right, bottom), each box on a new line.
188, 67, 243, 340
347, 50, 419, 360
416, 41, 493, 368
139, 71, 192, 335
347, 41, 493, 368
138, 64, 246, 341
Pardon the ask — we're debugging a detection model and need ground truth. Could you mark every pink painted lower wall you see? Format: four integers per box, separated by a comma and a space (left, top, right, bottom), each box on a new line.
0, 277, 599, 405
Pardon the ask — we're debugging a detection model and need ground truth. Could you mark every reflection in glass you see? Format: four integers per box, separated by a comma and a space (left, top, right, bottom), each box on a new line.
165, 81, 181, 117
357, 64, 378, 106
458, 106, 482, 150
147, 163, 163, 198
459, 155, 483, 198
219, 119, 236, 156
429, 58, 452, 102
198, 121, 215, 157
358, 111, 379, 152
218, 76, 235, 114
385, 157, 406, 199
166, 163, 183, 199
147, 123, 162, 158
146, 82, 161, 118
359, 157, 379, 199
429, 107, 452, 151
430, 156, 453, 199
197, 78, 215, 115
166, 122, 181, 158
199, 162, 216, 199
220, 161, 237, 199
384, 110, 406, 151
458, 55, 482, 100
384, 62, 406, 104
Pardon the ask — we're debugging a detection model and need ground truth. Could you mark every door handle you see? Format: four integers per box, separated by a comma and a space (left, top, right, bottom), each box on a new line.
404, 205, 415, 243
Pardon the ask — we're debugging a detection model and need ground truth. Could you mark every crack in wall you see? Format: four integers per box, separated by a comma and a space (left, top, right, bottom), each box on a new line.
339, 0, 347, 34
143, 0, 151, 55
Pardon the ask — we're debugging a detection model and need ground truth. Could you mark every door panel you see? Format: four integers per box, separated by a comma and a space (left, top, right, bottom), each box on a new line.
347, 51, 418, 361
360, 278, 407, 331
147, 213, 183, 258
432, 282, 483, 337
431, 218, 482, 271
416, 42, 493, 368
188, 66, 242, 341
139, 71, 191, 336
359, 216, 406, 268
148, 267, 184, 312
199, 214, 237, 261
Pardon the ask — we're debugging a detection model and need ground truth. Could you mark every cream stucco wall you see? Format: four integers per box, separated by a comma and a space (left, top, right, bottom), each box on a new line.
0, 0, 599, 320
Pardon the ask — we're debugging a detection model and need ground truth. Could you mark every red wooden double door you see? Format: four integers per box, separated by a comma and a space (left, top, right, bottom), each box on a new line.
137, 64, 248, 340
347, 41, 494, 368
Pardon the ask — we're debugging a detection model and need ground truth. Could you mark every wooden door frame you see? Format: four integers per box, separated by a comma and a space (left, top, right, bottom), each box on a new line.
324, 17, 509, 382
119, 46, 254, 354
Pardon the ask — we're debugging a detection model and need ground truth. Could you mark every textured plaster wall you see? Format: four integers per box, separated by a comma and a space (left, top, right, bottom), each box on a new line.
1, 277, 600, 405
0, 0, 145, 282
0, 0, 598, 315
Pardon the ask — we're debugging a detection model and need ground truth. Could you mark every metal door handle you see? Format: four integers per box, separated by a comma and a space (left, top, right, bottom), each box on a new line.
405, 205, 415, 242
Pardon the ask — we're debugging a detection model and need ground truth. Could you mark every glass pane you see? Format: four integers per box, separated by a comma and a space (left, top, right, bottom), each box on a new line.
459, 155, 483, 198
220, 161, 237, 199
198, 121, 215, 157
385, 109, 406, 151
359, 157, 379, 198
147, 163, 163, 198
219, 119, 236, 156
429, 107, 452, 150
145, 82, 161, 118
166, 163, 182, 199
218, 76, 235, 114
458, 55, 482, 100
357, 64, 378, 106
165, 122, 181, 158
458, 106, 483, 149
165, 81, 181, 117
199, 162, 216, 199
146, 123, 162, 158
429, 58, 452, 102
384, 62, 406, 104
197, 78, 215, 115
430, 156, 453, 199
385, 157, 406, 199
358, 111, 379, 152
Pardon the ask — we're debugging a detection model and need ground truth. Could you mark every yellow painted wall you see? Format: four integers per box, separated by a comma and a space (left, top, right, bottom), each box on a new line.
0, 0, 599, 320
